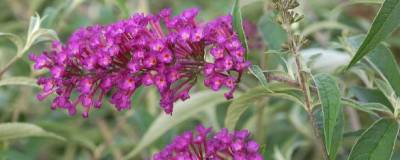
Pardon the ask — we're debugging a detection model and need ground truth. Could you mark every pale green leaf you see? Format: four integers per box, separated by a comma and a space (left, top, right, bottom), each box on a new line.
348, 118, 399, 160
342, 98, 392, 116
31, 29, 59, 45
26, 28, 59, 53
0, 77, 38, 88
375, 79, 395, 101
249, 65, 268, 89
0, 123, 65, 141
24, 14, 58, 56
313, 74, 342, 156
27, 14, 44, 36
347, 0, 400, 68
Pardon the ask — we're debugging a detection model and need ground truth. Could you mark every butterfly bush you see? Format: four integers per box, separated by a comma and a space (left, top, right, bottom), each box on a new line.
153, 125, 263, 160
29, 8, 250, 117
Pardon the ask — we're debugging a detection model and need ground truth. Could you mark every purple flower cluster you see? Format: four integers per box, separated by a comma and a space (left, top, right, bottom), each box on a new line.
153, 125, 263, 160
30, 8, 250, 117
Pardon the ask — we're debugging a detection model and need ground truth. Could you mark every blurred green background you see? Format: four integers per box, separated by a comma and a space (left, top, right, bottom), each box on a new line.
0, 0, 399, 160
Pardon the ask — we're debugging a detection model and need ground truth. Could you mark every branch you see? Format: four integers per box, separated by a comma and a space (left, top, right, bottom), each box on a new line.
273, 0, 328, 159
266, 73, 317, 92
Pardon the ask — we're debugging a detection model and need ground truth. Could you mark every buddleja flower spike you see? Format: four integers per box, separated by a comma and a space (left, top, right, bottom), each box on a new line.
30, 8, 250, 117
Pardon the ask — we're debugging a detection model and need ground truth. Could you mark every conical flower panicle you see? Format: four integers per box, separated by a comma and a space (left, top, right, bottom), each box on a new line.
30, 8, 250, 117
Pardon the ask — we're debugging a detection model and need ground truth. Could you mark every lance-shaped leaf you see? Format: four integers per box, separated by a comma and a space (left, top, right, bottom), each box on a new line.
314, 107, 344, 160
0, 77, 39, 88
249, 65, 268, 89
347, 0, 400, 68
348, 118, 399, 160
348, 35, 400, 99
314, 74, 342, 156
342, 98, 392, 117
349, 86, 393, 110
231, 0, 249, 56
0, 123, 65, 141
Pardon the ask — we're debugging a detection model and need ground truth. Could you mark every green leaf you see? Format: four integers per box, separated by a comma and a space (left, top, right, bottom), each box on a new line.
249, 65, 268, 89
342, 98, 392, 116
0, 32, 24, 53
25, 28, 59, 53
0, 123, 65, 141
123, 90, 226, 160
374, 79, 393, 97
313, 74, 342, 157
0, 77, 38, 88
347, 0, 400, 69
367, 47, 400, 97
258, 13, 287, 50
343, 129, 366, 138
231, 0, 249, 55
328, 112, 344, 160
374, 79, 398, 107
29, 28, 59, 46
225, 83, 304, 130
27, 14, 44, 36
348, 35, 400, 97
23, 14, 58, 56
314, 107, 344, 160
349, 86, 393, 110
348, 118, 399, 160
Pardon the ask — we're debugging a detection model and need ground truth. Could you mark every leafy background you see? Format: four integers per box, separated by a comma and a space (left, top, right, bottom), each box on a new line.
0, 0, 400, 159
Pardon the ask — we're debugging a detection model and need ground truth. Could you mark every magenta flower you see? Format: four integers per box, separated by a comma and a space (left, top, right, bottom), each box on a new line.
153, 125, 263, 160
30, 8, 250, 117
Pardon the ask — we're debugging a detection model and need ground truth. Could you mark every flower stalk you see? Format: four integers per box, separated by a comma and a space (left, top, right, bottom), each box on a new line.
272, 0, 328, 159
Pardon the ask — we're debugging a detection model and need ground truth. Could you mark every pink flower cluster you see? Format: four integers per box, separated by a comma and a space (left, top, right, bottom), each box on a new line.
30, 8, 250, 117
153, 125, 263, 160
